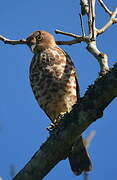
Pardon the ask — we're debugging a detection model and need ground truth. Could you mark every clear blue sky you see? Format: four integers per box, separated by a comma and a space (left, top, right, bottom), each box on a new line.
0, 1, 117, 180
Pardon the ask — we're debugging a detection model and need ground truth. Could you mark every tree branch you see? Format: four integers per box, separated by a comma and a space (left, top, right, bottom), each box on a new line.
56, 39, 82, 45
55, 29, 80, 38
98, 0, 112, 16
0, 10, 116, 76
55, 29, 109, 75
0, 1, 116, 180
90, 0, 96, 40
79, 13, 86, 36
0, 35, 27, 45
86, 41, 109, 74
13, 64, 117, 180
55, 0, 115, 75
55, 29, 90, 43
80, 0, 89, 15
97, 7, 117, 35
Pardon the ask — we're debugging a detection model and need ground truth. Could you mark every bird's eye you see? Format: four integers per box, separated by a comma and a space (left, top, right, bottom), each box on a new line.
36, 34, 42, 41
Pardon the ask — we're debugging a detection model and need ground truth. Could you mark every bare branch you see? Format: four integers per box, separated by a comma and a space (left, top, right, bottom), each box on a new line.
87, 41, 109, 74
55, 29, 109, 74
56, 39, 82, 45
0, 28, 110, 75
113, 18, 117, 23
88, 0, 92, 35
13, 64, 117, 180
88, 0, 97, 39
90, 0, 96, 39
55, 29, 90, 43
0, 1, 116, 180
0, 35, 27, 45
55, 29, 80, 38
55, 3, 116, 75
79, 13, 86, 36
98, 0, 112, 16
97, 7, 117, 35
80, 0, 89, 15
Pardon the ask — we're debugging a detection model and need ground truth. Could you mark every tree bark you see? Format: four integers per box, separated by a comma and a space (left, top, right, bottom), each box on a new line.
13, 63, 117, 180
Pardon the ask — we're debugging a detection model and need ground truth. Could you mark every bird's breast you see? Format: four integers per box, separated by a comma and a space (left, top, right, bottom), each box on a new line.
29, 48, 79, 121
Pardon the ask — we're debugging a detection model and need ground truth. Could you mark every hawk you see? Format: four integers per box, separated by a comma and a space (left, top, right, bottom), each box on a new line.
26, 30, 92, 175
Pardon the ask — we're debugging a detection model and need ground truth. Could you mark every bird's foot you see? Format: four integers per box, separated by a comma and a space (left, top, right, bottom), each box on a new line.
46, 123, 55, 131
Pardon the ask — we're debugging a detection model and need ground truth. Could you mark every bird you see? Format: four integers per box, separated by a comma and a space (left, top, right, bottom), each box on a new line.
26, 30, 92, 175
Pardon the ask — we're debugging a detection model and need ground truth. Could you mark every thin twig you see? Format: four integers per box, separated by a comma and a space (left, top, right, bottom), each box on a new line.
97, 7, 117, 35
79, 13, 86, 36
56, 39, 82, 45
55, 29, 90, 43
0, 35, 27, 45
55, 29, 80, 38
98, 0, 112, 16
56, 1, 117, 43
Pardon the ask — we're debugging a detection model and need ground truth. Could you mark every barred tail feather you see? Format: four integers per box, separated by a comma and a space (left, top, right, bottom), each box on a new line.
68, 136, 92, 175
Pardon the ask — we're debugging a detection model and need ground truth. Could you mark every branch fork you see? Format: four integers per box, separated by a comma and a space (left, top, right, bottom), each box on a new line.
0, 1, 117, 180
0, 1, 117, 75
55, 0, 117, 75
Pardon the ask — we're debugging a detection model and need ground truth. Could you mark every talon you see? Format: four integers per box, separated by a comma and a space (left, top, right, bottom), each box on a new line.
46, 123, 55, 131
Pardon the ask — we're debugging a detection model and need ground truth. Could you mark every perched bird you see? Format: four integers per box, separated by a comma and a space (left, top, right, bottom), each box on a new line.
26, 30, 92, 175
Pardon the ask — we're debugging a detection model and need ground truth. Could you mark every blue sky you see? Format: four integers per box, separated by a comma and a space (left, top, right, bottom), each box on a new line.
0, 1, 117, 180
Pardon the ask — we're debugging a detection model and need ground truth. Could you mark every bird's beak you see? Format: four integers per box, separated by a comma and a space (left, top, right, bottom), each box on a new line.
25, 38, 36, 52
26, 36, 36, 45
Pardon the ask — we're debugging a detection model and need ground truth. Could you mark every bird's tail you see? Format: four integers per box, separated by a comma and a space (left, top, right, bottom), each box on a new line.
68, 136, 92, 175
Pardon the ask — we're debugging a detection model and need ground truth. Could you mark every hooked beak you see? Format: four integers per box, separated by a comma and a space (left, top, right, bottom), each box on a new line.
26, 38, 35, 46
26, 38, 36, 52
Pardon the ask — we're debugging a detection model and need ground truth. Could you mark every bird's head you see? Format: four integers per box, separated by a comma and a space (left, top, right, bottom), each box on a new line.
26, 30, 56, 54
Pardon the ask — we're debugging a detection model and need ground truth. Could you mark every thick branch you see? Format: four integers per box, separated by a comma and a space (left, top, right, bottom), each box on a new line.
87, 41, 109, 74
13, 64, 117, 180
